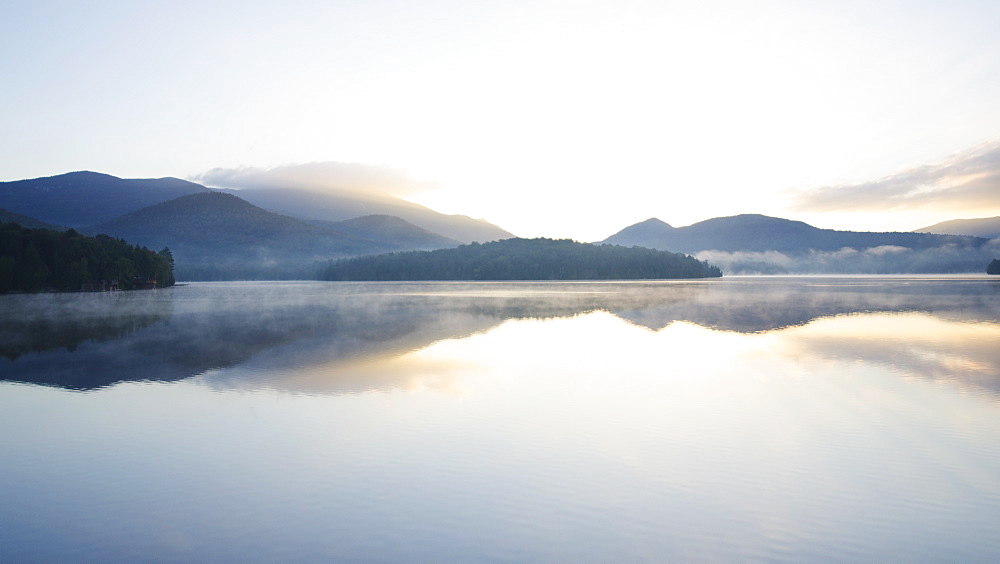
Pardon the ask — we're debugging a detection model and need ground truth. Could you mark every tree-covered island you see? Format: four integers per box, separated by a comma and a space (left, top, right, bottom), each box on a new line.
319, 237, 723, 281
988, 258, 1000, 275
1, 222, 175, 292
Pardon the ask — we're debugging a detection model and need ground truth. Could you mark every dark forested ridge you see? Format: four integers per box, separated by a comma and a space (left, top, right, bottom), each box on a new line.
988, 259, 1000, 275
319, 238, 722, 281
0, 222, 175, 292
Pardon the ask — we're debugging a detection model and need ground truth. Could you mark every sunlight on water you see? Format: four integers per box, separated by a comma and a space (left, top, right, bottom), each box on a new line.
2, 278, 999, 561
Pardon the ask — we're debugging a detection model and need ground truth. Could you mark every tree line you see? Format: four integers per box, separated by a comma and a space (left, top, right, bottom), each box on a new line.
0, 222, 175, 292
319, 238, 722, 281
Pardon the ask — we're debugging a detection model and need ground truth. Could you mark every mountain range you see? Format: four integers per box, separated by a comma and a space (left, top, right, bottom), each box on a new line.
0, 171, 509, 243
221, 186, 512, 243
3, 171, 998, 278
600, 214, 997, 274
601, 214, 981, 253
0, 172, 504, 279
87, 192, 460, 279
0, 171, 210, 227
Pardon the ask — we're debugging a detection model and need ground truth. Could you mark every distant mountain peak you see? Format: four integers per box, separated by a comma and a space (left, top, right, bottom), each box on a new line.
58, 170, 119, 180
6, 170, 124, 185
635, 217, 674, 229
692, 213, 812, 227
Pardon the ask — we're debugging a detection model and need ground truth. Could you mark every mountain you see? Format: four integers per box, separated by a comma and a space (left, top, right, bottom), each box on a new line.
314, 214, 460, 251
914, 216, 1000, 239
602, 214, 981, 253
0, 208, 67, 231
87, 192, 409, 280
221, 186, 513, 244
0, 170, 506, 278
0, 171, 211, 227
0, 170, 513, 245
600, 214, 996, 274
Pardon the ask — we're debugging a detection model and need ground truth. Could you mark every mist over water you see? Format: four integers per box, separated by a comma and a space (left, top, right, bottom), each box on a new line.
2, 277, 999, 560
697, 239, 1000, 274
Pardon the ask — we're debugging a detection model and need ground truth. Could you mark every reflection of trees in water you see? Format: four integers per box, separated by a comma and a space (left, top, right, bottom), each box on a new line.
2, 279, 998, 393
0, 292, 171, 360
2, 283, 695, 390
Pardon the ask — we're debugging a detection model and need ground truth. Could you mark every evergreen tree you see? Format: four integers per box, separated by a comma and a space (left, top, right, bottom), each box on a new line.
320, 238, 723, 281
0, 222, 176, 292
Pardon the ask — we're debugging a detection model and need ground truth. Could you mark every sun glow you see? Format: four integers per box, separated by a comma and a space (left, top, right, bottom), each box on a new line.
3, 1, 1000, 238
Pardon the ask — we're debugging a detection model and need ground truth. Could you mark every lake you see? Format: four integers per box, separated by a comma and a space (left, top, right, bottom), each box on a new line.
2, 276, 999, 561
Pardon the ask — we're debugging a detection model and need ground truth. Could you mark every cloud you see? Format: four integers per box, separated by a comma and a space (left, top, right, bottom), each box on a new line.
192, 162, 439, 196
789, 140, 1000, 212
696, 239, 1000, 274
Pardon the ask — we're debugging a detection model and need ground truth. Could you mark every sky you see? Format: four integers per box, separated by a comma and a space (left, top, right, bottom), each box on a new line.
2, 0, 1000, 241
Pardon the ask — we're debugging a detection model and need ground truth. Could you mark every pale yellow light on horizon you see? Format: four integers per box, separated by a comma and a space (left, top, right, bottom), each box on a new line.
336, 2, 1000, 241
9, 0, 997, 241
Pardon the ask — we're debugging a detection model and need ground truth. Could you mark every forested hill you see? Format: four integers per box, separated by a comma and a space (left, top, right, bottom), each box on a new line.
319, 238, 722, 281
0, 222, 175, 292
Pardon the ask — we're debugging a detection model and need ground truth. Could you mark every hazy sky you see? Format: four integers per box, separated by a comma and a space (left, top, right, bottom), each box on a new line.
3, 0, 1000, 240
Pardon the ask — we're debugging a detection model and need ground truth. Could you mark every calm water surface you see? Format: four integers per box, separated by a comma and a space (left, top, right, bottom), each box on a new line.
2, 277, 999, 561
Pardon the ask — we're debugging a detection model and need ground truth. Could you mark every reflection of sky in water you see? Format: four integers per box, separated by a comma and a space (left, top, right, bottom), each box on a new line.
1, 278, 1000, 561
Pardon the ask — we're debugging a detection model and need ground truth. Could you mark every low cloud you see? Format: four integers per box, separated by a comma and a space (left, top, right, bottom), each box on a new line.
192, 162, 439, 196
697, 239, 1000, 275
789, 140, 1000, 212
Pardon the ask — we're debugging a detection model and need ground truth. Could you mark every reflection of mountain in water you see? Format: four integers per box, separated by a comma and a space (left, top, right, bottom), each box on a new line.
2, 278, 998, 394
611, 277, 1000, 332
